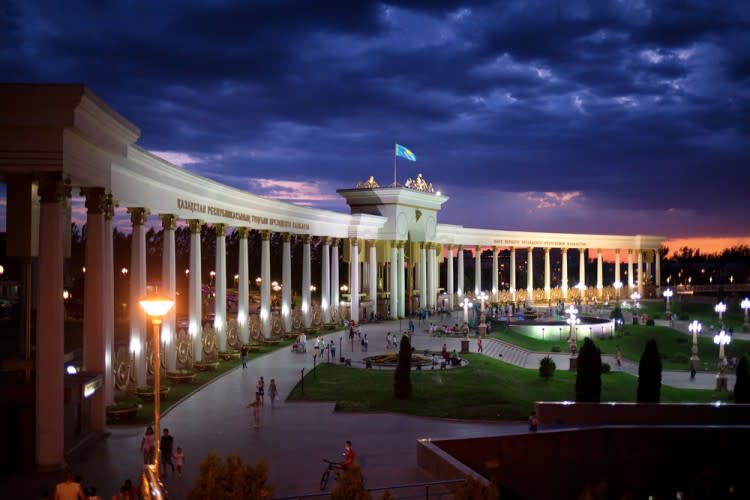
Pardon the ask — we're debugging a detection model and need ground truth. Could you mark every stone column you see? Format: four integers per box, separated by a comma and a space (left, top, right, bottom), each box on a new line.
82, 188, 106, 432
430, 244, 437, 308
260, 231, 272, 337
214, 224, 227, 351
627, 249, 634, 292
418, 243, 427, 309
492, 246, 499, 301
457, 245, 464, 297
281, 233, 292, 332
36, 174, 65, 469
397, 241, 406, 318
544, 247, 551, 300
368, 240, 377, 315
128, 207, 148, 386
614, 249, 621, 284
561, 248, 569, 296
350, 239, 360, 322
321, 237, 331, 323
302, 234, 312, 328
188, 219, 203, 362
596, 248, 603, 297
103, 194, 115, 406
475, 245, 482, 296
331, 239, 340, 311
526, 247, 534, 300
655, 250, 662, 294
579, 248, 586, 287
237, 228, 250, 343
161, 214, 177, 372
637, 250, 643, 296
390, 241, 398, 318
447, 245, 454, 309
510, 247, 517, 300
424, 243, 432, 309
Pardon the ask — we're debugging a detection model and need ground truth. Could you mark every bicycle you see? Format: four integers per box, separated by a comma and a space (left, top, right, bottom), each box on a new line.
319, 458, 342, 490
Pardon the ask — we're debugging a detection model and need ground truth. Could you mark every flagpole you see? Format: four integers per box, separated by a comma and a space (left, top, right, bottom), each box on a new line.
393, 143, 397, 187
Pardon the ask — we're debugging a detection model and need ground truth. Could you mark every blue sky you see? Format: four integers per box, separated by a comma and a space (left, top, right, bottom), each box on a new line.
2, 0, 749, 242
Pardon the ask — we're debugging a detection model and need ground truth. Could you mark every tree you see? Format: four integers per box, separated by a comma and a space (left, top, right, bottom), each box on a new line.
331, 464, 371, 500
609, 305, 624, 330
393, 334, 412, 399
575, 338, 602, 402
733, 355, 750, 403
637, 338, 662, 403
188, 452, 272, 500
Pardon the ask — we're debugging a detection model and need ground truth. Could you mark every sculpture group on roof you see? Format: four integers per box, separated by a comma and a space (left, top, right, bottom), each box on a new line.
355, 175, 380, 189
405, 173, 433, 193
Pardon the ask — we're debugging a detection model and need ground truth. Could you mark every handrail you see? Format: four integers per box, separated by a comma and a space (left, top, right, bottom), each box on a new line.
271, 478, 465, 499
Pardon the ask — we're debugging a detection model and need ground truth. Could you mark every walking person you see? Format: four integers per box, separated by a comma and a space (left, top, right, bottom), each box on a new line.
330, 340, 336, 362
249, 394, 262, 428
53, 470, 84, 500
269, 378, 278, 408
174, 447, 185, 478
257, 376, 265, 404
615, 346, 622, 369
477, 337, 483, 353
240, 345, 248, 368
141, 426, 155, 465
160, 428, 175, 477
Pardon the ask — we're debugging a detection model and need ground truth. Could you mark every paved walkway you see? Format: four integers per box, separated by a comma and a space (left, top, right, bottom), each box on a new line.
5, 318, 734, 499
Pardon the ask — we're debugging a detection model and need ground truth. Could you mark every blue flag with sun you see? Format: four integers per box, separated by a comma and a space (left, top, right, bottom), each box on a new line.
395, 144, 416, 161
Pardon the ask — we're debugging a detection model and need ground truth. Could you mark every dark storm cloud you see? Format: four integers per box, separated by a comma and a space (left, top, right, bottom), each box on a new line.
2, 0, 748, 237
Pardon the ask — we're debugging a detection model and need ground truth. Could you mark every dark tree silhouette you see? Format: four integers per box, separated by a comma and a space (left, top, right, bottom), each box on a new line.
393, 334, 412, 399
575, 338, 602, 403
637, 338, 662, 403
733, 355, 750, 404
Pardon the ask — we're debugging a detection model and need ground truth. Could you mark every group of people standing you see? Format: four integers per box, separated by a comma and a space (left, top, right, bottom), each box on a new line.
249, 376, 279, 427
140, 427, 184, 479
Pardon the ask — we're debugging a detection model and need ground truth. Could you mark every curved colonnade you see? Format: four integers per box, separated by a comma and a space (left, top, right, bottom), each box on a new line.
0, 85, 664, 469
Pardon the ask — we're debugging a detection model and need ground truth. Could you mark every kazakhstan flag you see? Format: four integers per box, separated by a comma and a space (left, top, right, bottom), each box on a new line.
395, 144, 416, 162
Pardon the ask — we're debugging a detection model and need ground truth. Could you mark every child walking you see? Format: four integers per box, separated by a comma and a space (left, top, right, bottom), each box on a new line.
269, 378, 278, 409
174, 447, 185, 478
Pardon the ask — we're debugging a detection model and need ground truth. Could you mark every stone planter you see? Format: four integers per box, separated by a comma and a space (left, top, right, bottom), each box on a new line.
132, 386, 171, 402
219, 350, 240, 361
193, 361, 220, 372
166, 371, 196, 384
106, 405, 139, 422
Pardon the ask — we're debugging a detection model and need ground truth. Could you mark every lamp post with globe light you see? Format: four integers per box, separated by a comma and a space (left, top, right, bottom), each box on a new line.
713, 329, 731, 391
139, 296, 175, 482
477, 291, 489, 336
688, 320, 701, 378
461, 297, 472, 328
663, 288, 673, 318
714, 302, 726, 327
741, 297, 750, 332
631, 291, 640, 323
613, 280, 622, 305
565, 305, 580, 370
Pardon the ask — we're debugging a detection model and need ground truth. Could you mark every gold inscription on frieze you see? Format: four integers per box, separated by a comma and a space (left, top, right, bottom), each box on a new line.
177, 198, 310, 231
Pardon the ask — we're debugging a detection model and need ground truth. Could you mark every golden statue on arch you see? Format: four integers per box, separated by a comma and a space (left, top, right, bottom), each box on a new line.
405, 173, 433, 192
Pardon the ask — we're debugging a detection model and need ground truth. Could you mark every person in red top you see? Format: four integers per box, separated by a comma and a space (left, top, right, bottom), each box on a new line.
339, 440, 356, 470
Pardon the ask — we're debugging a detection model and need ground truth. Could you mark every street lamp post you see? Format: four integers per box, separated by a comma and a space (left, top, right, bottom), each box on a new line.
688, 320, 701, 379
714, 302, 726, 327
139, 296, 175, 482
461, 298, 472, 328
713, 329, 731, 391
565, 305, 580, 370
631, 291, 641, 324
477, 292, 488, 336
613, 281, 622, 305
663, 288, 673, 318
741, 297, 750, 333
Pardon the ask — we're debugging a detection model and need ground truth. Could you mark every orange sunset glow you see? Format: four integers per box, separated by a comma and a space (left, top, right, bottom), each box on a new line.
663, 236, 750, 257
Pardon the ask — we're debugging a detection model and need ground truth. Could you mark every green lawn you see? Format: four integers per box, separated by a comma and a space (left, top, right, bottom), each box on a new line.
287, 355, 728, 421
637, 298, 746, 332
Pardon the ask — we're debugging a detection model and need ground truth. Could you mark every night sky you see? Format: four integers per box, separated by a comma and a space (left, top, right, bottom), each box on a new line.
2, 1, 749, 248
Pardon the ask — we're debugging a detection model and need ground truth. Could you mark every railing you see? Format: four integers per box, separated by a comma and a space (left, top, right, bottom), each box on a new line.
271, 478, 464, 499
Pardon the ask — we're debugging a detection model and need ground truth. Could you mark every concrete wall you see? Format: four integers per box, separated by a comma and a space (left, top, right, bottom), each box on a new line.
419, 426, 750, 499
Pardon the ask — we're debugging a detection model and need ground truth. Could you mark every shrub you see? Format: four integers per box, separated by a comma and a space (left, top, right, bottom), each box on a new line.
188, 452, 272, 500
637, 338, 662, 403
601, 363, 611, 374
646, 318, 655, 326
539, 356, 556, 380
331, 464, 370, 500
678, 313, 689, 321
734, 355, 750, 404
675, 337, 688, 344
610, 305, 624, 328
551, 345, 561, 352
575, 338, 602, 403
393, 335, 412, 399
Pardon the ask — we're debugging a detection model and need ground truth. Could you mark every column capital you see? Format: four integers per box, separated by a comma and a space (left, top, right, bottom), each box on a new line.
188, 219, 203, 234
237, 227, 250, 239
367, 239, 377, 249
281, 232, 291, 242
458, 244, 464, 251
396, 240, 405, 249
597, 248, 603, 254
214, 223, 227, 237
350, 237, 359, 247
544, 247, 551, 254
302, 234, 312, 244
615, 248, 621, 255
104, 193, 116, 220
37, 173, 65, 203
321, 236, 331, 246
493, 245, 499, 253
260, 230, 272, 241
160, 214, 177, 231
475, 245, 481, 253
528, 246, 534, 252
562, 247, 568, 254
80, 187, 106, 214
628, 248, 633, 255
331, 237, 339, 246
447, 243, 453, 251
127, 207, 149, 226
